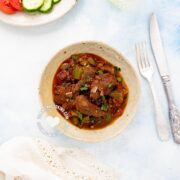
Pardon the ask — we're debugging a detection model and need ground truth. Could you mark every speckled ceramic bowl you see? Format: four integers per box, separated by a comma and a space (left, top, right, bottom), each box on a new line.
39, 41, 141, 142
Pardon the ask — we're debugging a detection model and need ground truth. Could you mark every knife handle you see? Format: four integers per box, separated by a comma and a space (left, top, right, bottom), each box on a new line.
162, 75, 180, 144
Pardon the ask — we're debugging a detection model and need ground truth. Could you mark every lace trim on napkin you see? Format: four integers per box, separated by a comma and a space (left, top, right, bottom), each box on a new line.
34, 138, 119, 180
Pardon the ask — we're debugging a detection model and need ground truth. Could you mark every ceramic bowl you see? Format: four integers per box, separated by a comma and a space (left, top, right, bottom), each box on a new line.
39, 41, 141, 142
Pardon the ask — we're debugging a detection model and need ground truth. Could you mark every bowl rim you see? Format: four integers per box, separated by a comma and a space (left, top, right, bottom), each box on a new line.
39, 41, 141, 142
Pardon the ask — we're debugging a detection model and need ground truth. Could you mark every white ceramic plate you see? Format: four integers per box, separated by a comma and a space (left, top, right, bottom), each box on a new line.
39, 41, 141, 142
0, 0, 77, 26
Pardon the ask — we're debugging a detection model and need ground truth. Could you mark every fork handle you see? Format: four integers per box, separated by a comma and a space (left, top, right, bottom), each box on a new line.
162, 75, 180, 144
149, 80, 169, 141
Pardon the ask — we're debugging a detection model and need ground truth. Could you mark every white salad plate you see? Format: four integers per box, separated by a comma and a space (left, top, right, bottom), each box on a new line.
0, 0, 77, 27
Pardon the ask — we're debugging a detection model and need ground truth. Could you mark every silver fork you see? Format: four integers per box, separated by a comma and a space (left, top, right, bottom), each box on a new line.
136, 42, 169, 141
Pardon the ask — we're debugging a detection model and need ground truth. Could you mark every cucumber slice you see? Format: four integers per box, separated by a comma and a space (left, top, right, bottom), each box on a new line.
23, 0, 44, 12
39, 0, 53, 13
53, 0, 60, 4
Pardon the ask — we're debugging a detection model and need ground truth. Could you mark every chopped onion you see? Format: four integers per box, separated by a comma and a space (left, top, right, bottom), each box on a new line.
65, 92, 73, 97
91, 86, 98, 93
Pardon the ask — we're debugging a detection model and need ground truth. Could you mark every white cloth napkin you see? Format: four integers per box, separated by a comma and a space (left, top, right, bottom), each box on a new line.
0, 137, 119, 180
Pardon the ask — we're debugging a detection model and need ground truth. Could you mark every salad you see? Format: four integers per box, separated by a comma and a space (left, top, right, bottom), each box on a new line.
0, 0, 60, 14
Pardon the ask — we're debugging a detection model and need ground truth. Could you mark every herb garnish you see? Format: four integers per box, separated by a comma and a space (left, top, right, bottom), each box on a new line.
69, 98, 74, 102
96, 70, 104, 75
114, 66, 121, 72
116, 77, 122, 82
90, 117, 96, 124
101, 104, 108, 111
76, 111, 83, 121
71, 55, 79, 62
105, 114, 111, 122
80, 84, 89, 91
101, 96, 106, 101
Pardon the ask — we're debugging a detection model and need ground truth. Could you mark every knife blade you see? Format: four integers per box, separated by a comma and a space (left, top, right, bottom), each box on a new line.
150, 13, 169, 77
150, 13, 180, 144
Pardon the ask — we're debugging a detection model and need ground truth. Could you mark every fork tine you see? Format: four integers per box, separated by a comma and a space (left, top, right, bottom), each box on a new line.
135, 44, 143, 71
144, 41, 151, 67
142, 41, 150, 68
136, 41, 151, 70
139, 42, 146, 68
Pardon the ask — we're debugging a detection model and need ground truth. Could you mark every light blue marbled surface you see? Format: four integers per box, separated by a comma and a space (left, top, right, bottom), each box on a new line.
0, 0, 180, 179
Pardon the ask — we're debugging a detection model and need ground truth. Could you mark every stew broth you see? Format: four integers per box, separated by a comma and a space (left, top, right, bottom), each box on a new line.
53, 53, 128, 129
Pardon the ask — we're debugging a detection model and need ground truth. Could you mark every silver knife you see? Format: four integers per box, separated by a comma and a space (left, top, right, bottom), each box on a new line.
150, 13, 180, 144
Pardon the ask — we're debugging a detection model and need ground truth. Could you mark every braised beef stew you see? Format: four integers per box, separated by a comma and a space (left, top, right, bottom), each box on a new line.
53, 53, 128, 129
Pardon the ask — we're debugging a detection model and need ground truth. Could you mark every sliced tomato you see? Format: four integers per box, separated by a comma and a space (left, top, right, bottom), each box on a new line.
0, 0, 16, 14
10, 0, 22, 11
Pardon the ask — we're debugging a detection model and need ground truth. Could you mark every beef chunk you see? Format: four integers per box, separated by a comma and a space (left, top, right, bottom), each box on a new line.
81, 66, 96, 82
75, 95, 106, 117
99, 65, 114, 74
90, 73, 117, 100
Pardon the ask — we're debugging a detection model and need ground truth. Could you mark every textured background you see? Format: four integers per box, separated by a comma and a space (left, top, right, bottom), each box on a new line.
0, 0, 180, 179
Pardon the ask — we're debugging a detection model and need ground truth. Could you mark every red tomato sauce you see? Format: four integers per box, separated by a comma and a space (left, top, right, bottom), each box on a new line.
53, 53, 128, 129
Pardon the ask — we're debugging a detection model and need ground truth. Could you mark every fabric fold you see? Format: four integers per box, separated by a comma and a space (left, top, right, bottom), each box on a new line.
0, 137, 120, 180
